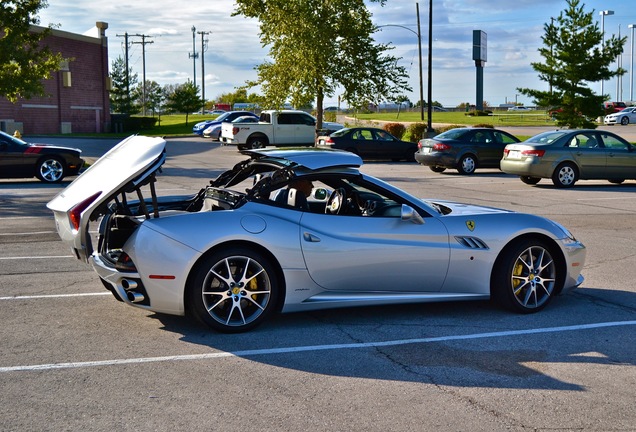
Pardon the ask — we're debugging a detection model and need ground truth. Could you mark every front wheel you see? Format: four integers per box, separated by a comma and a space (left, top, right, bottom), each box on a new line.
36, 157, 65, 183
552, 163, 578, 188
520, 176, 541, 185
621, 116, 629, 125
457, 155, 477, 175
187, 247, 279, 333
492, 239, 559, 313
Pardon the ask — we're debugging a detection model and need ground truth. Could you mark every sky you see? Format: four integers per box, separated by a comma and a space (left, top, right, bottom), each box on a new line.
37, 0, 636, 108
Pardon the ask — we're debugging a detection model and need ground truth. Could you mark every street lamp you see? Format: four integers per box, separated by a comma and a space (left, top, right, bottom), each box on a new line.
189, 26, 198, 88
376, 18, 424, 122
629, 24, 636, 102
600, 10, 614, 98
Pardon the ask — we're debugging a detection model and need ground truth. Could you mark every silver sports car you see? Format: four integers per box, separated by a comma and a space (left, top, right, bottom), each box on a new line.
47, 136, 586, 333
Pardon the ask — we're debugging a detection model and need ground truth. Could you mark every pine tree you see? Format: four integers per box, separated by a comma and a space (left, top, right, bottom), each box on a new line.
109, 56, 139, 114
517, 0, 626, 128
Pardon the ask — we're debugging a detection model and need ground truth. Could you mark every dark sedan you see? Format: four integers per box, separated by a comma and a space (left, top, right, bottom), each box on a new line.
316, 127, 417, 161
415, 127, 521, 174
0, 131, 83, 183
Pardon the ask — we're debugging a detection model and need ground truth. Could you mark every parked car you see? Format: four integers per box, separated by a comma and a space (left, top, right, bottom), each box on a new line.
415, 127, 521, 174
203, 115, 260, 140
604, 106, 636, 126
602, 101, 627, 114
0, 131, 83, 183
207, 109, 227, 116
192, 111, 258, 135
500, 129, 636, 187
47, 137, 586, 333
507, 106, 532, 111
315, 127, 417, 161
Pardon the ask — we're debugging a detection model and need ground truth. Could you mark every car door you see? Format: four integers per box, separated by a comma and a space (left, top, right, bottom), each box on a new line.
489, 131, 519, 167
0, 136, 28, 177
599, 132, 636, 179
351, 128, 377, 158
564, 132, 607, 178
299, 212, 450, 292
372, 129, 402, 159
274, 113, 297, 145
293, 113, 318, 145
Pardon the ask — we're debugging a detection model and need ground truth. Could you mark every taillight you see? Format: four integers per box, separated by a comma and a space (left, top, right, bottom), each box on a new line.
521, 149, 546, 157
503, 148, 510, 156
69, 191, 101, 231
432, 143, 451, 151
232, 126, 239, 135
115, 251, 138, 272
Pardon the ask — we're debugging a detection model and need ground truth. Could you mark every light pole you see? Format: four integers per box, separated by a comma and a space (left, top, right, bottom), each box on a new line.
600, 10, 614, 98
189, 26, 198, 88
376, 18, 424, 122
198, 30, 211, 113
629, 24, 636, 102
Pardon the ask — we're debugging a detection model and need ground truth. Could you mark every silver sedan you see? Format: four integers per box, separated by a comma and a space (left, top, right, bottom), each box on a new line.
47, 137, 586, 332
604, 107, 636, 126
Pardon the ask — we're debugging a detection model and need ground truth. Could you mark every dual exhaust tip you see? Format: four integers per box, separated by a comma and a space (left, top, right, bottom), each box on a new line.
121, 279, 145, 303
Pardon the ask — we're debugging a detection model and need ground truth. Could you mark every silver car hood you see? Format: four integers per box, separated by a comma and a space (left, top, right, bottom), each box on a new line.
47, 135, 166, 262
423, 199, 513, 216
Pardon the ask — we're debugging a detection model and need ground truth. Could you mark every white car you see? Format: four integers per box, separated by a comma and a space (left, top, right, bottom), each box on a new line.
507, 106, 532, 111
604, 107, 636, 126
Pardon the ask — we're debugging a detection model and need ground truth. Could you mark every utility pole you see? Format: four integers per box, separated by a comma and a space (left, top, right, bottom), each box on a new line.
197, 30, 211, 113
115, 32, 131, 108
131, 34, 154, 116
189, 26, 198, 90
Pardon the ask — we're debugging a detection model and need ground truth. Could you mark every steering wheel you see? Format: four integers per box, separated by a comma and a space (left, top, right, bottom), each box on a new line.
325, 188, 346, 214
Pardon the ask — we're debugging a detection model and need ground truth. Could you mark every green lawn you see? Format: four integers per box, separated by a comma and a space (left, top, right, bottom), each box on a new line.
349, 110, 555, 127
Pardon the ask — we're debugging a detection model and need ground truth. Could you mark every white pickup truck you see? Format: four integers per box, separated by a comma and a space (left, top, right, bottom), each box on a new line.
220, 110, 343, 150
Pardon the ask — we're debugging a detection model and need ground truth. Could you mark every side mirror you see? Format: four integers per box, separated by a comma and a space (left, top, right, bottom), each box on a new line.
401, 204, 425, 225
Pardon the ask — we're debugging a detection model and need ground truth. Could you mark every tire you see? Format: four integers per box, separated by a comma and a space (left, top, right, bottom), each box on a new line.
430, 166, 446, 173
36, 157, 65, 183
492, 239, 559, 313
457, 154, 477, 175
247, 136, 268, 149
621, 116, 629, 125
520, 176, 541, 185
551, 162, 578, 188
608, 179, 625, 184
187, 247, 279, 333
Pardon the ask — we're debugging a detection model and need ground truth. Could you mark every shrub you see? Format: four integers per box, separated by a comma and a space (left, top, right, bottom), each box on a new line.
383, 122, 406, 139
437, 124, 464, 133
473, 123, 494, 128
465, 110, 491, 117
406, 122, 428, 142
123, 116, 158, 131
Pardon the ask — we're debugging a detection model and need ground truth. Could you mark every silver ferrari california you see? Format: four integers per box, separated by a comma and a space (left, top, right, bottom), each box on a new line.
47, 136, 586, 332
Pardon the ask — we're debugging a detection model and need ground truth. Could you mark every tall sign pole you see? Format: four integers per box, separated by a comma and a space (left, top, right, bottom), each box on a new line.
472, 30, 487, 111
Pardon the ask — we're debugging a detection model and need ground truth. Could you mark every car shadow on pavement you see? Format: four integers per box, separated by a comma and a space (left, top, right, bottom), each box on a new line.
151, 286, 636, 391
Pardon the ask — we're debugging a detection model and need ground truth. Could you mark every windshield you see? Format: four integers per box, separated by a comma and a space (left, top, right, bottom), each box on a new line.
0, 130, 27, 145
214, 112, 231, 122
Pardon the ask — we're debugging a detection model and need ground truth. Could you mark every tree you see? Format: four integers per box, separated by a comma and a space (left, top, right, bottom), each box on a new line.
164, 80, 203, 125
109, 56, 139, 114
233, 0, 410, 128
517, 0, 626, 128
132, 80, 164, 116
0, 0, 65, 102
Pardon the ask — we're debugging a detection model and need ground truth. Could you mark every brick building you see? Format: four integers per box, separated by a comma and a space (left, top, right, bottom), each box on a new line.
0, 22, 110, 135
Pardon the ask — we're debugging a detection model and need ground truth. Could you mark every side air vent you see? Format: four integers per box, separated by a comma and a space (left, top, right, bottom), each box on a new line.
455, 236, 489, 250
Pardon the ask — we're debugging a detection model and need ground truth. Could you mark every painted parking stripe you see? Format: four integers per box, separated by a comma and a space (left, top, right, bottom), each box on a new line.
0, 292, 110, 301
1, 320, 634, 373
0, 255, 74, 260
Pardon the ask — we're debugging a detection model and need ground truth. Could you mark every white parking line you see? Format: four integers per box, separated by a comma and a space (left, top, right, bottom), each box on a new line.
0, 292, 110, 300
0, 231, 56, 236
0, 256, 74, 260
1, 320, 634, 373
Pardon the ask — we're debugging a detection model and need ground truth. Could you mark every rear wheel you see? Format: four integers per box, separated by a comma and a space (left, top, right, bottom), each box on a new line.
187, 247, 279, 333
247, 136, 268, 149
457, 155, 477, 175
551, 162, 578, 188
520, 176, 541, 185
492, 239, 558, 313
430, 166, 446, 173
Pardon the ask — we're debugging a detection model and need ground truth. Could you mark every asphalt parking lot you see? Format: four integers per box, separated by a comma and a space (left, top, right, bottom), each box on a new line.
1, 134, 635, 431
